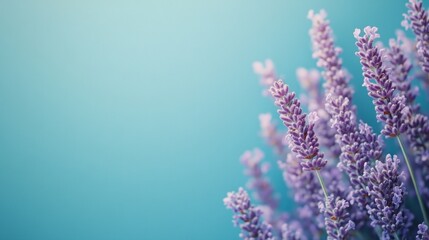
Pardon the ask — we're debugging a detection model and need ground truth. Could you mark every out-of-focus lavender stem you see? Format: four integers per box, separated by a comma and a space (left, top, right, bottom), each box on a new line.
397, 136, 429, 225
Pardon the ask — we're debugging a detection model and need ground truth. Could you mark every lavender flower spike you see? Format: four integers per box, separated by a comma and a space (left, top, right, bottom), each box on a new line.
224, 188, 275, 240
240, 148, 279, 211
308, 10, 354, 102
363, 154, 407, 239
417, 223, 429, 240
281, 223, 307, 240
319, 195, 355, 240
297, 68, 340, 158
386, 35, 419, 113
354, 27, 411, 137
402, 0, 429, 73
270, 80, 326, 171
259, 114, 286, 155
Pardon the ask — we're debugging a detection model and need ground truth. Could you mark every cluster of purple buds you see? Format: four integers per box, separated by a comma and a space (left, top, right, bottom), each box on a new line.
296, 68, 340, 158
224, 188, 275, 240
240, 149, 280, 224
270, 80, 326, 171
308, 10, 354, 104
354, 26, 411, 137
363, 155, 407, 239
281, 223, 307, 240
386, 35, 419, 113
358, 122, 383, 161
240, 149, 278, 208
259, 114, 286, 155
417, 223, 429, 240
403, 0, 429, 73
278, 153, 324, 228
318, 195, 355, 240
408, 114, 429, 166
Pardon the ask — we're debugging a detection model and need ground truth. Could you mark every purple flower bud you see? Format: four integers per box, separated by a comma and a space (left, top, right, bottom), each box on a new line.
259, 114, 286, 155
319, 195, 355, 240
325, 94, 382, 212
386, 35, 419, 113
297, 68, 340, 158
354, 26, 411, 137
240, 148, 279, 213
403, 0, 429, 73
224, 188, 275, 240
278, 153, 325, 237
358, 122, 383, 161
407, 114, 429, 166
308, 10, 354, 102
270, 80, 327, 171
417, 223, 429, 240
281, 223, 307, 240
363, 154, 407, 238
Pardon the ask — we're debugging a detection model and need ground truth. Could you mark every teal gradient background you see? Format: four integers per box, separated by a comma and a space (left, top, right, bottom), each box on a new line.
0, 1, 412, 239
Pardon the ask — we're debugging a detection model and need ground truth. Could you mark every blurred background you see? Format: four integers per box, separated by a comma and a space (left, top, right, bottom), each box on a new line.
0, 0, 412, 239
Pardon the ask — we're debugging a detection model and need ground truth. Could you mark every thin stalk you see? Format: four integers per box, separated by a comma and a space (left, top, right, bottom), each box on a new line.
355, 231, 365, 240
315, 170, 329, 201
396, 136, 429, 225
394, 232, 400, 240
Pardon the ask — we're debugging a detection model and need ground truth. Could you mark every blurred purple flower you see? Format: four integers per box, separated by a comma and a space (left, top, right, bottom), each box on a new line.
308, 10, 354, 104
224, 188, 275, 240
281, 222, 307, 240
253, 59, 278, 96
297, 68, 340, 158
259, 114, 286, 155
240, 148, 281, 228
386, 35, 419, 113
402, 0, 429, 73
417, 223, 429, 240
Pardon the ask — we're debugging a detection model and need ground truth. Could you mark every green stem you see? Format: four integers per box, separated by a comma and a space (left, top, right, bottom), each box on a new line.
315, 170, 329, 201
355, 231, 365, 240
396, 136, 429, 225
394, 232, 400, 240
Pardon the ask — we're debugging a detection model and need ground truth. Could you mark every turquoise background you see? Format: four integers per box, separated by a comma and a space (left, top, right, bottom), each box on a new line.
0, 1, 413, 239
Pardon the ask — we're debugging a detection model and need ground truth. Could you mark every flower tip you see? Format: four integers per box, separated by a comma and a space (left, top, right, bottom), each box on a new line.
252, 61, 263, 73
308, 111, 320, 124
353, 28, 361, 38
307, 9, 314, 19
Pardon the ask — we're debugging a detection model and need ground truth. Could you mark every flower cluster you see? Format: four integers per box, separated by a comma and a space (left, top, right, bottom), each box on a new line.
241, 149, 278, 211
280, 223, 307, 240
224, 188, 275, 240
259, 114, 286, 155
403, 0, 429, 73
386, 35, 419, 113
225, 2, 429, 239
270, 80, 326, 171
319, 195, 355, 240
308, 10, 354, 102
363, 155, 407, 239
417, 223, 429, 240
354, 26, 411, 137
296, 68, 340, 158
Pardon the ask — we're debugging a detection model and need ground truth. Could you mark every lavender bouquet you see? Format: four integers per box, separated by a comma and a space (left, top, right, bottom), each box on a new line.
224, 1, 429, 239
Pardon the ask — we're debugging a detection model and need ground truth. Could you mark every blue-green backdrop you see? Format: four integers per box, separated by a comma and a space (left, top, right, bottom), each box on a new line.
0, 0, 413, 239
